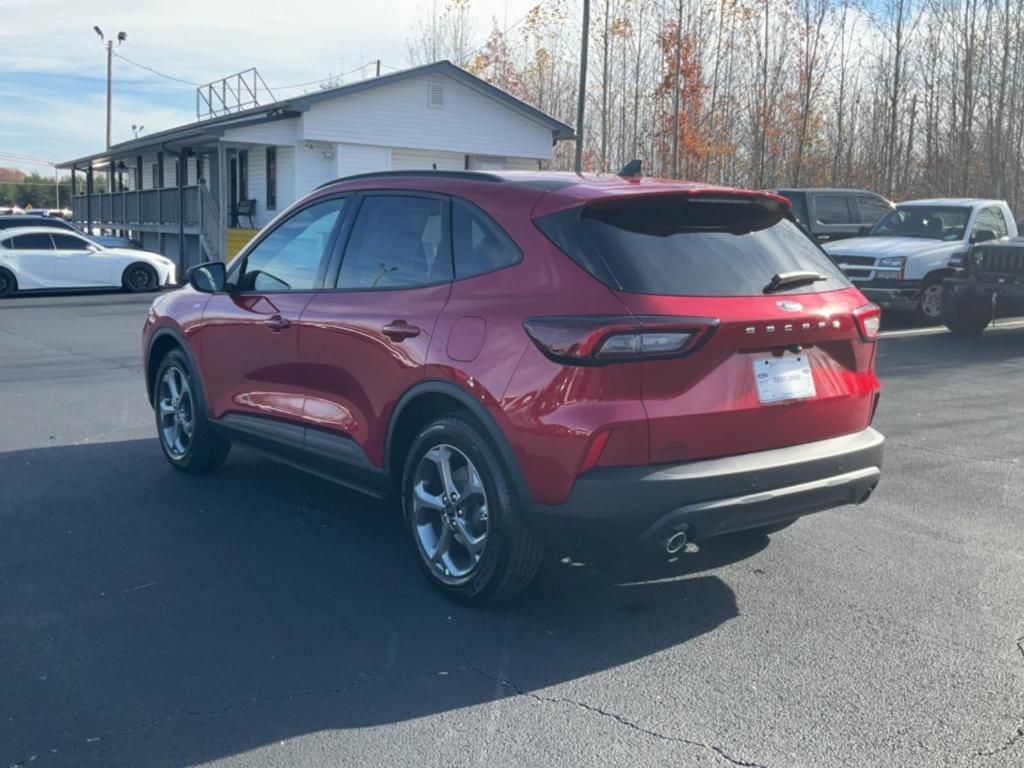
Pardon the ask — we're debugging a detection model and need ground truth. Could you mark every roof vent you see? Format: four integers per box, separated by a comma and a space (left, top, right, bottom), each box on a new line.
428, 82, 444, 108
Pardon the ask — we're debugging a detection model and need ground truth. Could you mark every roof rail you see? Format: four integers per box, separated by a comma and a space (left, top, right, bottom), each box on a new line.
316, 169, 505, 189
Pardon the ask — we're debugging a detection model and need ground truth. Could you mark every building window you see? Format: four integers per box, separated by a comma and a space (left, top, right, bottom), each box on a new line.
136, 156, 143, 192
156, 152, 165, 189
266, 147, 277, 210
238, 150, 249, 200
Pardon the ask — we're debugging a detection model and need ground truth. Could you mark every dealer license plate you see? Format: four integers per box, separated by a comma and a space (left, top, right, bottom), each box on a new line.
753, 354, 816, 404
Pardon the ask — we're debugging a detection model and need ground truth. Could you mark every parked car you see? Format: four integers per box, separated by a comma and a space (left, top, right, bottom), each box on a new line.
0, 214, 141, 250
142, 170, 884, 604
0, 205, 24, 215
0, 227, 176, 296
823, 198, 1018, 323
765, 188, 894, 244
941, 237, 1024, 334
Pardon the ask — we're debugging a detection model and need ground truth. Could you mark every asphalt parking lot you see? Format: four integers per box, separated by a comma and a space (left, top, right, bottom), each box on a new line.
2, 290, 1022, 768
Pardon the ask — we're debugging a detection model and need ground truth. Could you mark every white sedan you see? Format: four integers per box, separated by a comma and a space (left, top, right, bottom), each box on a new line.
0, 227, 177, 297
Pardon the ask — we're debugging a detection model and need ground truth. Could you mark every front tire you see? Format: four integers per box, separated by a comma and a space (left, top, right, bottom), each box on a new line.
942, 291, 992, 335
0, 267, 16, 298
402, 415, 544, 605
123, 262, 158, 293
914, 276, 946, 325
153, 349, 231, 473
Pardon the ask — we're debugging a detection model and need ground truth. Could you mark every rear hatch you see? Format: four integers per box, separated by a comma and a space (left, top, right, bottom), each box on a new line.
536, 192, 880, 464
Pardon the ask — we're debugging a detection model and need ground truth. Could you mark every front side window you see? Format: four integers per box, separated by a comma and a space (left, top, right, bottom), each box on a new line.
9, 233, 55, 250
336, 195, 451, 289
536, 196, 849, 297
972, 207, 1009, 240
870, 206, 971, 241
234, 198, 346, 292
814, 194, 855, 225
452, 199, 521, 279
856, 195, 892, 224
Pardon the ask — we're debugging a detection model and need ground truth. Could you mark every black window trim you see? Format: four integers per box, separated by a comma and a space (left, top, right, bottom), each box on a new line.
323, 189, 454, 293
450, 196, 523, 282
225, 193, 353, 295
265, 147, 277, 211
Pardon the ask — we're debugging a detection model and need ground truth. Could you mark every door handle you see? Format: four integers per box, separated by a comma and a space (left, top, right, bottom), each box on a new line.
382, 320, 421, 341
263, 315, 291, 332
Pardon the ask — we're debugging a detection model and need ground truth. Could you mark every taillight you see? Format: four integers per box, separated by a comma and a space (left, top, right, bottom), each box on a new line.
853, 303, 882, 342
523, 315, 718, 365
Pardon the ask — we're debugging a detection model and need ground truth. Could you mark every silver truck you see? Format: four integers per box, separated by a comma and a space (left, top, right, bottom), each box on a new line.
823, 199, 1018, 323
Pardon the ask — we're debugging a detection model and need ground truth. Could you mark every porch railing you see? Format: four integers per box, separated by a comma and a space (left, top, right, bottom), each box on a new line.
72, 186, 204, 228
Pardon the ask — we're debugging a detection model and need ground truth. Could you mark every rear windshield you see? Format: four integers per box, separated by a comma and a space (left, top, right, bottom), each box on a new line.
535, 196, 850, 297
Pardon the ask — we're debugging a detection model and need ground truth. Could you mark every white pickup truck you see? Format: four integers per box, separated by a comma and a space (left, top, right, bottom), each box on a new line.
822, 199, 1018, 322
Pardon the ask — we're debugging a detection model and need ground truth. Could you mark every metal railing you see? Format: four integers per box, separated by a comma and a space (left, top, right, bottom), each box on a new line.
71, 186, 205, 228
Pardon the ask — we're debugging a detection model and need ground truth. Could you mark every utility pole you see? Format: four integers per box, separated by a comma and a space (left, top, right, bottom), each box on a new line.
94, 26, 127, 150
574, 0, 590, 173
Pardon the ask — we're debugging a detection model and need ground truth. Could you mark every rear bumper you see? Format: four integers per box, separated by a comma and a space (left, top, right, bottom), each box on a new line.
532, 428, 884, 544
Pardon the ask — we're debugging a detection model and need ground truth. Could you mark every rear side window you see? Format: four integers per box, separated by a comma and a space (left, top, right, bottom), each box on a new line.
337, 195, 451, 289
8, 233, 55, 250
814, 194, 856, 225
452, 199, 521, 279
535, 196, 849, 297
51, 233, 89, 249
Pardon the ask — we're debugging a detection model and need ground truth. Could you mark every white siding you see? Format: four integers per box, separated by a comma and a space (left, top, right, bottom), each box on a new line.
391, 148, 465, 171
242, 146, 295, 228
336, 143, 391, 177
293, 142, 335, 199
302, 74, 553, 160
223, 120, 298, 146
141, 155, 155, 190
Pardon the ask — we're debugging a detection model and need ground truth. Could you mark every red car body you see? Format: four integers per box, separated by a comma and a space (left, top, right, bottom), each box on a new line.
144, 171, 883, 564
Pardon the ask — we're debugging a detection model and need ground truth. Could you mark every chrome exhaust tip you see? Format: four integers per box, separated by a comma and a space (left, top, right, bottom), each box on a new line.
665, 530, 688, 555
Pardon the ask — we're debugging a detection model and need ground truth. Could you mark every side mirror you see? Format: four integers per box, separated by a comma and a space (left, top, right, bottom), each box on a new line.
188, 261, 226, 293
857, 225, 871, 236
972, 228, 997, 244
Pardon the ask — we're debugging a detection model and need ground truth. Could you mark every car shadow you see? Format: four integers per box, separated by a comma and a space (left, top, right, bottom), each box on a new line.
0, 438, 768, 767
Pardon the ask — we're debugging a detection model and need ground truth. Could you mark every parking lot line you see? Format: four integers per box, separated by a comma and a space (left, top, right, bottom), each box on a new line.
880, 318, 1024, 339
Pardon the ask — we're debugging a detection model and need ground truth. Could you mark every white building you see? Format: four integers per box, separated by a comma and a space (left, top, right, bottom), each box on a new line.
60, 60, 573, 265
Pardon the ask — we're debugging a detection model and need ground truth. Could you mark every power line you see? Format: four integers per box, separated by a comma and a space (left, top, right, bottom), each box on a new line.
112, 52, 202, 86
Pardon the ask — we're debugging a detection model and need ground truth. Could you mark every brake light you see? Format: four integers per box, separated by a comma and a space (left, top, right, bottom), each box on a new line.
853, 303, 882, 342
523, 315, 718, 365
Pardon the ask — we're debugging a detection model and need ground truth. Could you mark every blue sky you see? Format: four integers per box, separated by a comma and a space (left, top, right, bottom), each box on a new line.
0, 0, 536, 175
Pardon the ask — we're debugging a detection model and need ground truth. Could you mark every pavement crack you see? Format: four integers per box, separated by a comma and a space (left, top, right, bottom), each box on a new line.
463, 657, 767, 768
972, 635, 1024, 759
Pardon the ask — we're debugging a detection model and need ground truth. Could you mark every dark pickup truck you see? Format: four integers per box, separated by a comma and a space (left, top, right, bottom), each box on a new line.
942, 238, 1024, 334
767, 188, 894, 244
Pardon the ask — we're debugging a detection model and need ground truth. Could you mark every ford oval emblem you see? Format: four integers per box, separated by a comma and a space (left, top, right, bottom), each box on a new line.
777, 300, 803, 312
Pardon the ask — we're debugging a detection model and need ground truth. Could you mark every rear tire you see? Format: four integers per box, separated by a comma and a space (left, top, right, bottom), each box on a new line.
0, 267, 16, 297
123, 262, 158, 293
153, 349, 231, 473
942, 291, 992, 335
401, 415, 544, 605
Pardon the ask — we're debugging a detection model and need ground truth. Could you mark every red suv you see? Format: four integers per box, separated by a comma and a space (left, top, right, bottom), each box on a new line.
143, 170, 884, 603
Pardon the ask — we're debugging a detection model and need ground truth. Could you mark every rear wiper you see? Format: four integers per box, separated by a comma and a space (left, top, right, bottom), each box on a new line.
763, 271, 827, 293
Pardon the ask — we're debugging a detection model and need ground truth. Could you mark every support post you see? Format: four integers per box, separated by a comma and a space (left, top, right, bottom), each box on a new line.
217, 142, 228, 262
85, 167, 94, 234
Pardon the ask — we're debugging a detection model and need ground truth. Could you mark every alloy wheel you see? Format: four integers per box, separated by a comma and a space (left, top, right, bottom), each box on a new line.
129, 266, 153, 291
920, 283, 944, 318
158, 365, 195, 459
411, 444, 489, 584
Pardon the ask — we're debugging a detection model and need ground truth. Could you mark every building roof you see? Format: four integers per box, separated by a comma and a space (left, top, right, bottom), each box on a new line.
59, 60, 574, 170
